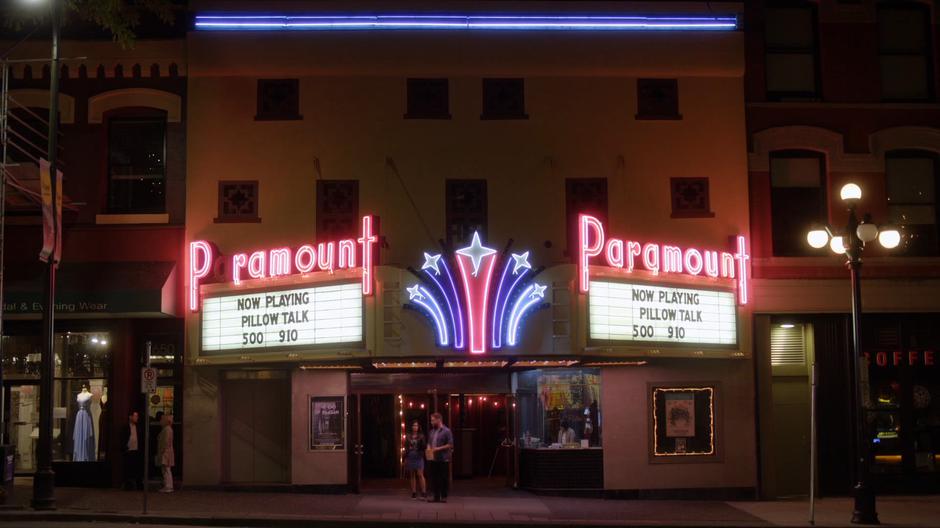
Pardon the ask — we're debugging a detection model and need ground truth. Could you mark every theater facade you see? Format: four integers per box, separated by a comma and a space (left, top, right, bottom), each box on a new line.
182, 1, 755, 496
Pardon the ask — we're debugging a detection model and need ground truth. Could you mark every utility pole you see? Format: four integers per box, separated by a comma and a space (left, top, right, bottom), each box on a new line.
32, 0, 59, 510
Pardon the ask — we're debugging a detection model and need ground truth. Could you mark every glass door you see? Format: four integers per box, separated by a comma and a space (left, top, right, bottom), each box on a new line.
6, 383, 40, 474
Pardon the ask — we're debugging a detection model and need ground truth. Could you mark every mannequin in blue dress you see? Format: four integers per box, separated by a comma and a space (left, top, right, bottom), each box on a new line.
73, 386, 96, 462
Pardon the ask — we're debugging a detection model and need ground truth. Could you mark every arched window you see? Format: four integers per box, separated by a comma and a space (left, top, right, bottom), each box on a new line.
885, 150, 938, 255
770, 150, 827, 256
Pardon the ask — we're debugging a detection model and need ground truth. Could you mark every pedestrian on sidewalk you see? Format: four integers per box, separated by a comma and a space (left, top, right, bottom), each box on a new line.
426, 412, 453, 503
121, 410, 143, 490
156, 413, 175, 493
404, 420, 427, 500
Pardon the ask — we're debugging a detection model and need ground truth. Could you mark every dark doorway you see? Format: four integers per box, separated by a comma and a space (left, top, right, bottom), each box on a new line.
360, 394, 396, 479
449, 394, 510, 479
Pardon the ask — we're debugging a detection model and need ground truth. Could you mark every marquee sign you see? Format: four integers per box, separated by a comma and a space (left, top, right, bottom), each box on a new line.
589, 281, 737, 347
189, 215, 378, 313
405, 231, 547, 354
578, 214, 750, 305
201, 282, 363, 353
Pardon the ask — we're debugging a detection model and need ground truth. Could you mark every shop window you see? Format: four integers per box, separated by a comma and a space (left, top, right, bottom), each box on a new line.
886, 151, 938, 256
636, 78, 681, 120
878, 3, 933, 101
256, 79, 302, 120
481, 78, 527, 119
446, 179, 487, 247
405, 78, 450, 119
764, 3, 819, 100
108, 118, 166, 213
516, 368, 602, 448
216, 180, 260, 223
565, 178, 608, 259
770, 151, 827, 257
316, 179, 359, 240
670, 177, 714, 218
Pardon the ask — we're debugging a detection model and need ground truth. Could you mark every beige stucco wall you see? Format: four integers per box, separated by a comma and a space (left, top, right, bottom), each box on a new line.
601, 361, 756, 491
291, 370, 348, 485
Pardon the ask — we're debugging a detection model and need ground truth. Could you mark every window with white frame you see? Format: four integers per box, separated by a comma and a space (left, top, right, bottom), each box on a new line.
886, 151, 938, 255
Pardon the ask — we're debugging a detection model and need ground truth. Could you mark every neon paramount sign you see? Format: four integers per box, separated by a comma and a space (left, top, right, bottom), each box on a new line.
188, 215, 378, 312
578, 214, 750, 305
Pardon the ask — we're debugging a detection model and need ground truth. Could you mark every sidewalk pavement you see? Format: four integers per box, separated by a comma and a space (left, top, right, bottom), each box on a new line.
0, 481, 938, 527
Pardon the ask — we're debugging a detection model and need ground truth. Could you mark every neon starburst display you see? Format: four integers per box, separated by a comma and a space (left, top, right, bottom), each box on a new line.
405, 231, 547, 354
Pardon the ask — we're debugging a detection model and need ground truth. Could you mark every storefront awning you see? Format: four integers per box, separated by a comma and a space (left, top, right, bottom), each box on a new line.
3, 261, 178, 318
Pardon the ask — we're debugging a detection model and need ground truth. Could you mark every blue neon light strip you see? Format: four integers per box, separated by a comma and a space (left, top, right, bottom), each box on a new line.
194, 14, 738, 31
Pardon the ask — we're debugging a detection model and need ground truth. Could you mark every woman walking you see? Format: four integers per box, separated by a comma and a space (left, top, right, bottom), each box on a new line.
156, 413, 175, 493
403, 420, 427, 499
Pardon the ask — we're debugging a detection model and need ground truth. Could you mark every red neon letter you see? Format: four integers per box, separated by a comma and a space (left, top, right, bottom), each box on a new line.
876, 351, 888, 367
734, 235, 750, 305
626, 241, 642, 272
925, 350, 935, 366
317, 242, 335, 273
893, 351, 903, 366
579, 214, 605, 293
189, 241, 213, 312
642, 243, 660, 275
248, 251, 266, 279
703, 250, 720, 278
662, 245, 683, 273
358, 215, 378, 295
232, 253, 248, 285
295, 245, 317, 273
684, 248, 703, 275
338, 239, 356, 269
720, 252, 735, 279
909, 350, 919, 366
605, 239, 624, 269
269, 248, 292, 277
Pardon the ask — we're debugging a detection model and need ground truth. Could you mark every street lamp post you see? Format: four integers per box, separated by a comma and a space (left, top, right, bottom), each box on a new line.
29, 0, 60, 510
806, 183, 900, 526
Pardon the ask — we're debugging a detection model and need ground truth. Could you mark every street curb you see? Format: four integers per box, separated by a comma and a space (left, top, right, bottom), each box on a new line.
0, 510, 777, 528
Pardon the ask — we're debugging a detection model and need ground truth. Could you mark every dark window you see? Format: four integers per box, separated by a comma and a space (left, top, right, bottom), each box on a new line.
481, 78, 527, 119
670, 177, 715, 218
878, 3, 933, 101
565, 178, 608, 259
764, 3, 819, 100
770, 151, 827, 256
446, 179, 487, 247
216, 181, 260, 223
405, 78, 450, 119
108, 118, 166, 213
316, 180, 359, 240
886, 151, 938, 255
636, 79, 681, 120
256, 79, 301, 120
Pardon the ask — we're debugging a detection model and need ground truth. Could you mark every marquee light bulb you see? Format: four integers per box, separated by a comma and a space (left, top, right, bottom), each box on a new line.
840, 183, 862, 202
806, 229, 829, 249
829, 236, 846, 255
879, 228, 901, 249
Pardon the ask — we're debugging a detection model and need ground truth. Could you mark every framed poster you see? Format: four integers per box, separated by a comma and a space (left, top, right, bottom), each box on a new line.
649, 384, 719, 462
309, 396, 345, 450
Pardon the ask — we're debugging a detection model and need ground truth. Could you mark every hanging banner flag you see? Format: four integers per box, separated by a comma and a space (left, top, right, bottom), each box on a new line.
38, 159, 63, 265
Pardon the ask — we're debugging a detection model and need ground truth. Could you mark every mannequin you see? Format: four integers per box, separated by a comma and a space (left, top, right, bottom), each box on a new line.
73, 385, 96, 462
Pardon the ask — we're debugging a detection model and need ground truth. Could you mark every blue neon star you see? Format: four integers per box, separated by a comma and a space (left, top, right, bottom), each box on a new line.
530, 283, 547, 299
511, 251, 531, 275
421, 252, 442, 275
406, 284, 424, 301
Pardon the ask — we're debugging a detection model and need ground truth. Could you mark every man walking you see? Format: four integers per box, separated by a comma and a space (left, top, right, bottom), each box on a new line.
426, 412, 453, 503
121, 410, 143, 490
